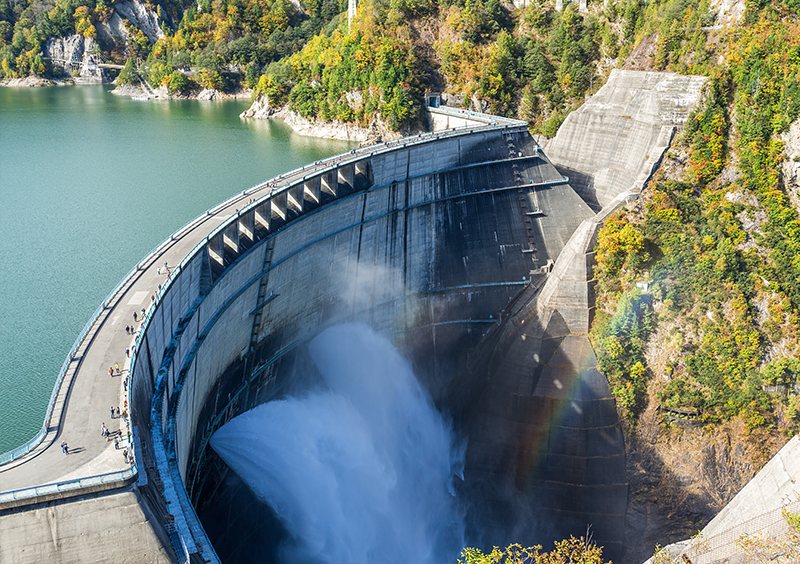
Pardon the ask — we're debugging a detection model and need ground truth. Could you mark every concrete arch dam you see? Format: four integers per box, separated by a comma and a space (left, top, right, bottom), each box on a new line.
0, 71, 707, 564
128, 115, 628, 562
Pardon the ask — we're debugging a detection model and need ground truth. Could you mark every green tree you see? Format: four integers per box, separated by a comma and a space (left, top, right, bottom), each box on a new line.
117, 58, 140, 85
459, 536, 609, 564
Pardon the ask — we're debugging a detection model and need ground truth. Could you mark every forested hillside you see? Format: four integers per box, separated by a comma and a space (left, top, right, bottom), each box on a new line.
593, 0, 800, 446
0, 0, 722, 132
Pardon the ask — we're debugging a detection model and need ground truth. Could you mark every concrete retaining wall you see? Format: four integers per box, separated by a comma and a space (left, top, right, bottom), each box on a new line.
543, 69, 706, 212
649, 436, 800, 564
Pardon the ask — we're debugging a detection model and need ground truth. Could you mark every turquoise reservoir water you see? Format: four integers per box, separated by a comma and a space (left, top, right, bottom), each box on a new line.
0, 85, 355, 454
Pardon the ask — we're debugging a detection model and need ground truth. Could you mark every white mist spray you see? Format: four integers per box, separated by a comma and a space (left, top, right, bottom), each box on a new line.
210, 323, 465, 563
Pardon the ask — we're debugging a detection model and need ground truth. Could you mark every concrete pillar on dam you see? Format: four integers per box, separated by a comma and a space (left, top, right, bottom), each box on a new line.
337, 163, 356, 191
254, 201, 270, 234
222, 222, 239, 258
270, 191, 287, 221
320, 170, 338, 197
303, 177, 321, 205
208, 231, 224, 266
238, 212, 254, 248
287, 185, 304, 214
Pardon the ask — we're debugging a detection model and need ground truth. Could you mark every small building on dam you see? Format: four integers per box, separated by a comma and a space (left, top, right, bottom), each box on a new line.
0, 70, 710, 564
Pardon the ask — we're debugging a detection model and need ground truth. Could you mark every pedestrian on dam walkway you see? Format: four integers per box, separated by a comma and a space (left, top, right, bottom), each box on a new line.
126, 348, 130, 358
115, 364, 120, 375
109, 367, 113, 377
133, 312, 137, 323
61, 441, 68, 455
111, 407, 115, 419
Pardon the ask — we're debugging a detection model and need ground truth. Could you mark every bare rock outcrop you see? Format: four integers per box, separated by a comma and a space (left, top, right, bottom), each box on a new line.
284, 111, 377, 143
239, 95, 287, 119
113, 0, 165, 43
0, 76, 56, 87
109, 83, 148, 98
239, 94, 409, 144
781, 118, 800, 213
708, 0, 746, 28
43, 35, 104, 83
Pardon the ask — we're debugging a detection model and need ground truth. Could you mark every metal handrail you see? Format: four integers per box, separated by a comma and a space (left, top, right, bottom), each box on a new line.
0, 465, 137, 505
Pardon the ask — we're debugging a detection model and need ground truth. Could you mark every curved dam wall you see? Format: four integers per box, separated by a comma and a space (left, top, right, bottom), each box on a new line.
128, 118, 630, 562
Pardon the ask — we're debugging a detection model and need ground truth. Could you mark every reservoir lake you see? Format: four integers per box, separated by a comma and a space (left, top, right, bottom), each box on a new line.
0, 85, 355, 454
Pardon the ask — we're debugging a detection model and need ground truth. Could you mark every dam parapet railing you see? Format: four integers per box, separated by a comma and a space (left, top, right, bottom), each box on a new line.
0, 113, 529, 517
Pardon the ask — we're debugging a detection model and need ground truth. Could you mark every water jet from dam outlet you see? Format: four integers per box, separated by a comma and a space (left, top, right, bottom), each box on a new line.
210, 323, 467, 563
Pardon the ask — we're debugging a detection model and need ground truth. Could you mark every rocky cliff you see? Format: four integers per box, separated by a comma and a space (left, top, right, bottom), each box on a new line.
113, 0, 166, 43
43, 35, 104, 83
781, 118, 800, 213
240, 94, 411, 145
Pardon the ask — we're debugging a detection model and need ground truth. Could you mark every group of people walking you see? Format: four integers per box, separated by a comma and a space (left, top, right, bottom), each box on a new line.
60, 261, 169, 462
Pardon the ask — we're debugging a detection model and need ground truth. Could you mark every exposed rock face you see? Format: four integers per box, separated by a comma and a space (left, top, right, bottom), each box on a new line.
622, 414, 766, 564
109, 83, 148, 98
781, 119, 800, 213
113, 0, 165, 43
284, 111, 378, 143
43, 35, 104, 83
196, 88, 250, 100
239, 95, 285, 119
97, 11, 132, 45
469, 92, 490, 113
709, 0, 746, 28
441, 92, 465, 107
239, 95, 409, 144
96, 0, 165, 46
0, 76, 56, 87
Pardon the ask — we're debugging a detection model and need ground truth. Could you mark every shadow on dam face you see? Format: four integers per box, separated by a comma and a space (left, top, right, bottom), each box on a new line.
189, 305, 624, 563
141, 128, 626, 563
